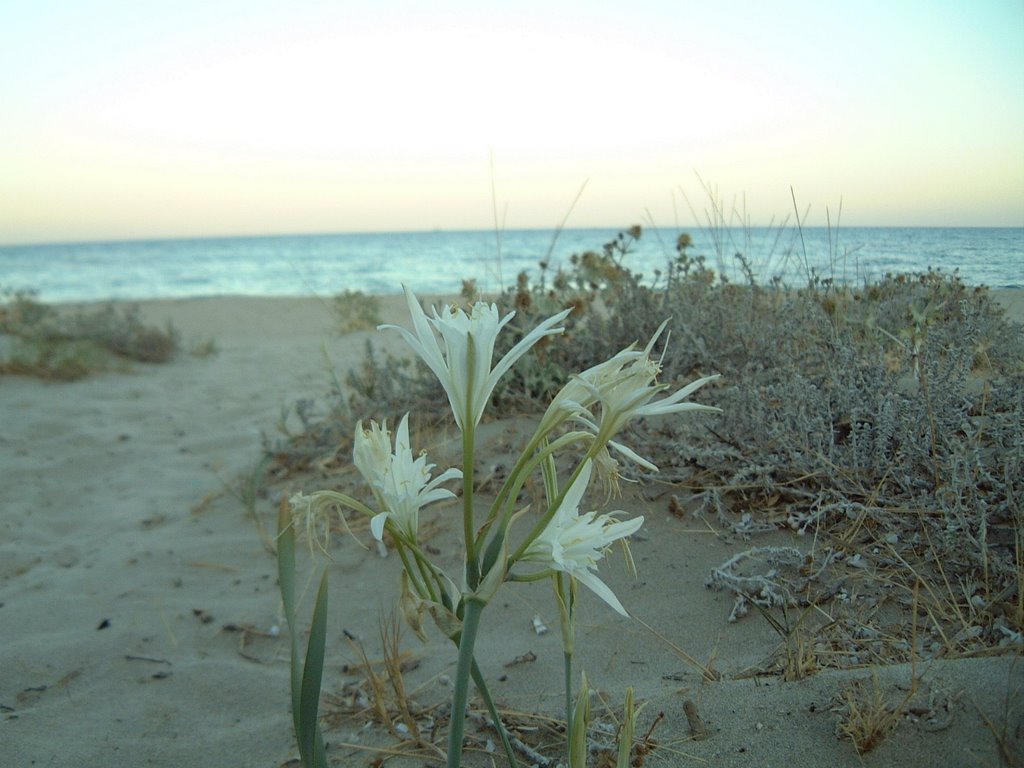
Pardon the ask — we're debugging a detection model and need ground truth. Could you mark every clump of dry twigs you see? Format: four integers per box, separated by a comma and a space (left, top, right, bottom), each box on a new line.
319, 611, 646, 767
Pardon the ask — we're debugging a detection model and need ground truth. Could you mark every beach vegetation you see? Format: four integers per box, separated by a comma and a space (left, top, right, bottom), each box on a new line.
332, 289, 382, 334
188, 337, 219, 357
265, 223, 1023, 762
0, 287, 180, 379
833, 670, 908, 755
485, 229, 1023, 673
276, 501, 329, 768
280, 287, 715, 766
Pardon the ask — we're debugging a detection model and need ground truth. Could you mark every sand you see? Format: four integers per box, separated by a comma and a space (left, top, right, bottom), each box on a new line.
2, 292, 1022, 767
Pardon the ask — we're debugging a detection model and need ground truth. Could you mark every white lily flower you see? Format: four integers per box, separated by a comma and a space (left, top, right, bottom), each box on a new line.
353, 414, 462, 541
519, 460, 644, 616
381, 286, 571, 430
545, 322, 720, 465
352, 418, 394, 488
578, 363, 720, 442
539, 345, 646, 431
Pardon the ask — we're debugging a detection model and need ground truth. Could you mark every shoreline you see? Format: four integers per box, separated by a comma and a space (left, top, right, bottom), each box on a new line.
6, 226, 1021, 307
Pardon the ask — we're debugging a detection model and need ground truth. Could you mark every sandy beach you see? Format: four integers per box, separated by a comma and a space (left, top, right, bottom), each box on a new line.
2, 291, 1021, 767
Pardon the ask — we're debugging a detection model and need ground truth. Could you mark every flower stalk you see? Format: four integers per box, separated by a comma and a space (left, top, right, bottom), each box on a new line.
555, 574, 577, 750
287, 288, 720, 767
447, 598, 485, 768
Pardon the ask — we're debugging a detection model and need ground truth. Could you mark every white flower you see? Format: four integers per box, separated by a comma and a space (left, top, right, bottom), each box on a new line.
381, 286, 571, 430
353, 414, 461, 541
545, 322, 720, 467
518, 460, 644, 616
540, 345, 646, 429
352, 418, 394, 488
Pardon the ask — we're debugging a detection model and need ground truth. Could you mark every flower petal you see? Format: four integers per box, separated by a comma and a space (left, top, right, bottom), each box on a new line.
381, 288, 571, 430
555, 460, 594, 521
379, 287, 452, 394
572, 569, 630, 616
488, 307, 572, 391
607, 440, 659, 472
370, 511, 389, 541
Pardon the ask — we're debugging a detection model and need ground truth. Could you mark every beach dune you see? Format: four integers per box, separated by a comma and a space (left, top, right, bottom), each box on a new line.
1, 292, 1021, 767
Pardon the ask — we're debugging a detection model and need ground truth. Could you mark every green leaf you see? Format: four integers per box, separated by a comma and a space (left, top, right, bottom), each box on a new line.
276, 504, 301, 737
277, 503, 329, 768
298, 569, 329, 767
569, 671, 590, 768
470, 660, 519, 768
617, 687, 636, 768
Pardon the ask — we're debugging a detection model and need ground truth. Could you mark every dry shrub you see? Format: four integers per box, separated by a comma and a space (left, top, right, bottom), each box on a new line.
834, 672, 905, 755
0, 288, 179, 378
332, 289, 382, 334
267, 227, 1024, 668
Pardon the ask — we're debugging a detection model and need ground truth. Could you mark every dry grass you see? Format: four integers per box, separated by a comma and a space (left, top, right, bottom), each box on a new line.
336, 612, 439, 757
833, 669, 914, 755
316, 609, 666, 767
332, 290, 382, 334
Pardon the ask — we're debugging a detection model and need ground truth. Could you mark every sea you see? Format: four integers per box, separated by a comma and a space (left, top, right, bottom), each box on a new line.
0, 227, 1020, 304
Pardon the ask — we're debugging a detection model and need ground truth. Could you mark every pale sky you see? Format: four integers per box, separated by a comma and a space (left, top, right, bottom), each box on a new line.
1, 0, 1022, 244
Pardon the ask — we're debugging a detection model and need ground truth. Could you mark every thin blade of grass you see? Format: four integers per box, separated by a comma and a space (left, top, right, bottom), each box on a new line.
617, 687, 636, 768
298, 569, 329, 767
278, 501, 328, 768
277, 502, 302, 737
569, 671, 589, 768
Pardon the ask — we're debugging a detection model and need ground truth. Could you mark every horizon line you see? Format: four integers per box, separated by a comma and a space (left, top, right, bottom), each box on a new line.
4, 222, 1023, 249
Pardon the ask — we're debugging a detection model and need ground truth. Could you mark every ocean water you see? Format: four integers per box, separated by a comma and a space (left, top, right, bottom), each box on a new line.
0, 227, 1020, 304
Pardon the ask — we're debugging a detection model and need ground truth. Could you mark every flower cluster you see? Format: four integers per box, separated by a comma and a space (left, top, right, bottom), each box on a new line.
294, 289, 721, 617
288, 286, 720, 768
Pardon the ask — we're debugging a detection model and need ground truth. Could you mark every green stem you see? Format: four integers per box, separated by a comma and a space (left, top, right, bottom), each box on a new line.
540, 441, 559, 504
411, 547, 441, 602
390, 528, 453, 604
462, 334, 479, 590
490, 430, 591, 536
448, 598, 485, 768
462, 417, 478, 589
563, 650, 573, 756
307, 489, 377, 520
555, 573, 576, 758
485, 426, 551, 529
471, 660, 519, 768
394, 542, 423, 590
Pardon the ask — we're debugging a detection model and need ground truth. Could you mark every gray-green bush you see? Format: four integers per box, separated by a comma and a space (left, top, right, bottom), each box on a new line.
0, 288, 179, 379
268, 227, 1023, 668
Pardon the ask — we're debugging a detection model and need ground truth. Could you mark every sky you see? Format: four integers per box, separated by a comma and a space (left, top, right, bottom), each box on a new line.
1, 0, 1022, 244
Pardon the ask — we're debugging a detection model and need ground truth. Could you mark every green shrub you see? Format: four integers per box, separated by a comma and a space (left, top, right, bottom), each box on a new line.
0, 287, 180, 378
